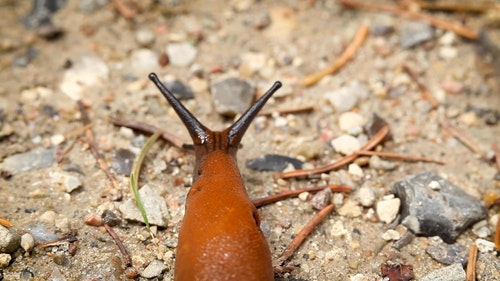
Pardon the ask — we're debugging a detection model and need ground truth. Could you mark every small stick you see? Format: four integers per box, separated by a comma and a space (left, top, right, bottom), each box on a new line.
300, 24, 369, 87
259, 105, 315, 116
111, 118, 185, 149
495, 214, 500, 250
440, 120, 489, 161
111, 0, 135, 20
354, 150, 445, 165
340, 0, 478, 40
0, 218, 14, 228
78, 101, 122, 196
103, 223, 132, 267
253, 185, 351, 208
280, 124, 390, 179
403, 65, 440, 109
413, 0, 496, 13
274, 204, 335, 269
492, 144, 500, 173
466, 243, 478, 281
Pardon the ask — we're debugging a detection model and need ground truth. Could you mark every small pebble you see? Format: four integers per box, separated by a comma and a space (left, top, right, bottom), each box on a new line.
40, 210, 57, 225
337, 200, 362, 218
330, 220, 347, 237
399, 21, 434, 48
458, 111, 478, 126
0, 253, 11, 268
0, 225, 21, 254
20, 233, 35, 253
331, 135, 361, 155
338, 112, 365, 133
166, 43, 197, 66
210, 78, 255, 117
348, 163, 364, 177
471, 220, 491, 238
426, 244, 467, 265
128, 49, 160, 76
50, 134, 65, 146
369, 156, 397, 171
298, 192, 309, 201
475, 238, 496, 253
140, 260, 167, 278
311, 188, 332, 210
135, 28, 155, 47
382, 229, 401, 241
356, 186, 375, 207
325, 82, 368, 112
376, 198, 400, 224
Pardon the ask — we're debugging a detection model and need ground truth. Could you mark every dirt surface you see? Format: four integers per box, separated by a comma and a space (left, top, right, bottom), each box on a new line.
1, 0, 500, 280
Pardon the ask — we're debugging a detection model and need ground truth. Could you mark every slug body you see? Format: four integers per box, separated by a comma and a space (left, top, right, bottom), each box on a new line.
149, 73, 282, 281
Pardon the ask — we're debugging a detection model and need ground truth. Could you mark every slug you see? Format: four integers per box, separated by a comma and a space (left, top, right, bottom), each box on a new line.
149, 73, 282, 281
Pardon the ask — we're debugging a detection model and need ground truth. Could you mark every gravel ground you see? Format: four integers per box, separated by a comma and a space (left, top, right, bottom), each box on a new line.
0, 0, 499, 280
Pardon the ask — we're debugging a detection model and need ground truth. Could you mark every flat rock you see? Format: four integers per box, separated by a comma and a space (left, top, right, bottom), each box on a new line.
0, 225, 21, 254
0, 147, 55, 175
420, 263, 465, 281
118, 184, 170, 227
210, 78, 255, 117
392, 171, 487, 243
246, 154, 303, 172
400, 21, 434, 48
140, 259, 167, 278
426, 244, 467, 266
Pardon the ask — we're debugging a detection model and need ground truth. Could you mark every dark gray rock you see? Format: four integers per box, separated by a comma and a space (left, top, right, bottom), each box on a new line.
391, 171, 487, 243
166, 80, 194, 100
111, 148, 135, 176
400, 21, 434, 48
210, 78, 255, 117
0, 225, 21, 254
246, 154, 303, 172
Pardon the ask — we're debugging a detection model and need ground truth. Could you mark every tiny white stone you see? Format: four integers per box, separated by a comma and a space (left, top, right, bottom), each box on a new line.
382, 229, 401, 241
331, 134, 361, 155
428, 180, 441, 190
376, 198, 400, 224
475, 238, 495, 253
21, 233, 35, 253
348, 163, 364, 177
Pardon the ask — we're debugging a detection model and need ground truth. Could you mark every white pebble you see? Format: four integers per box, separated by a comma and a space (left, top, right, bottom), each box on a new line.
376, 198, 400, 224
330, 220, 347, 237
356, 186, 375, 207
166, 43, 197, 66
337, 199, 362, 218
0, 253, 11, 268
475, 238, 495, 253
382, 229, 401, 241
331, 134, 361, 155
338, 112, 365, 133
348, 163, 364, 177
21, 233, 35, 253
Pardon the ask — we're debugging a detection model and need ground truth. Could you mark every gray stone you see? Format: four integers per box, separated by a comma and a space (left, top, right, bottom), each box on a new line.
400, 21, 434, 48
210, 78, 255, 117
118, 184, 170, 227
0, 225, 21, 254
426, 244, 467, 266
420, 263, 465, 281
325, 81, 368, 112
112, 148, 135, 176
165, 80, 194, 100
140, 259, 167, 278
392, 171, 487, 243
0, 147, 55, 175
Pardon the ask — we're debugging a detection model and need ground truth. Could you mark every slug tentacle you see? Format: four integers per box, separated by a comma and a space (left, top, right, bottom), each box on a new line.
148, 73, 209, 145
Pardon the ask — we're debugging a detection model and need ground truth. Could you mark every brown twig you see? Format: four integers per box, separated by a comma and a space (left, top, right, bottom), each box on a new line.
354, 150, 445, 165
340, 0, 478, 40
103, 224, 132, 267
259, 105, 315, 116
273, 204, 335, 271
111, 118, 185, 149
78, 101, 122, 196
440, 120, 490, 161
466, 243, 478, 281
0, 218, 13, 228
111, 0, 135, 20
300, 24, 369, 87
280, 124, 390, 179
403, 65, 440, 109
412, 0, 496, 13
495, 215, 500, 251
253, 185, 351, 208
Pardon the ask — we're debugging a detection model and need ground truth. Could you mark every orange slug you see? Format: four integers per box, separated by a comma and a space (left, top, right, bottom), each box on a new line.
149, 73, 282, 281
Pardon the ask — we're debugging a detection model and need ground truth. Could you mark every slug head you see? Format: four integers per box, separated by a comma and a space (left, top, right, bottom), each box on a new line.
149, 73, 281, 179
